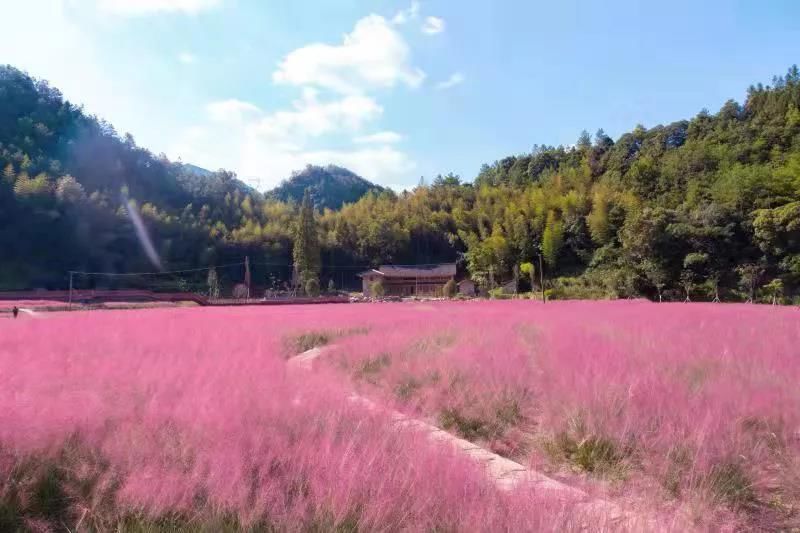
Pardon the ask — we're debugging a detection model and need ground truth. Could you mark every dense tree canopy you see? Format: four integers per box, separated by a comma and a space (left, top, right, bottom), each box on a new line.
2, 64, 800, 302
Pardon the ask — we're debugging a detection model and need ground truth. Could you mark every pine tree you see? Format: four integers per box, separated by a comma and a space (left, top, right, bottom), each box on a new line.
55, 175, 85, 203
2, 163, 15, 184
576, 129, 592, 149
293, 189, 321, 290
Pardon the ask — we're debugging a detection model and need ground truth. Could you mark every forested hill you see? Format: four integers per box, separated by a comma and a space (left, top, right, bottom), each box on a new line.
268, 165, 383, 210
2, 63, 800, 302
0, 64, 265, 287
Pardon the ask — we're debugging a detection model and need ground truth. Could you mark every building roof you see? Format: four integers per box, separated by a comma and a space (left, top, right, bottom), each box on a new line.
379, 263, 456, 278
357, 263, 456, 279
356, 269, 385, 278
457, 279, 474, 286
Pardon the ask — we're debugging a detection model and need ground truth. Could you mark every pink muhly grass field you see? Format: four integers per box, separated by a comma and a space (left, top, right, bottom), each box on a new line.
323, 301, 800, 529
1, 300, 799, 530
0, 306, 583, 532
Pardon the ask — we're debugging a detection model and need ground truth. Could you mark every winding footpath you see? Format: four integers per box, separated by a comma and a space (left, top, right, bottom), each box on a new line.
288, 345, 664, 531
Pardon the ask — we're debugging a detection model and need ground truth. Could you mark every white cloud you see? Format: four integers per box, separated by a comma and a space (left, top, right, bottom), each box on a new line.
300, 146, 415, 182
170, 7, 430, 190
239, 145, 415, 189
172, 93, 413, 189
273, 14, 425, 94
421, 16, 445, 35
354, 131, 404, 144
391, 0, 420, 25
206, 99, 262, 123
435, 72, 465, 90
248, 92, 382, 147
96, 0, 222, 15
177, 52, 197, 64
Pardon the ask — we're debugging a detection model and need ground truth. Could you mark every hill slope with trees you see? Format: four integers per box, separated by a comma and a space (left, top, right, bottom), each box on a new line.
2, 63, 799, 302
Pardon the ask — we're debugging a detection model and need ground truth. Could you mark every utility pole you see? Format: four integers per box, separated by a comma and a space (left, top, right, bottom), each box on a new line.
68, 271, 74, 311
539, 254, 545, 304
244, 255, 251, 300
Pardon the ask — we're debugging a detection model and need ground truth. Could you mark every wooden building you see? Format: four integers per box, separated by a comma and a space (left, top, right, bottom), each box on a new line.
358, 264, 457, 297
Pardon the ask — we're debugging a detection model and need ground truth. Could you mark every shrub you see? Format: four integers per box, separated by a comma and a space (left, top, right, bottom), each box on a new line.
231, 283, 248, 299
488, 288, 512, 300
305, 277, 320, 297
547, 276, 612, 300
370, 280, 385, 298
442, 279, 457, 298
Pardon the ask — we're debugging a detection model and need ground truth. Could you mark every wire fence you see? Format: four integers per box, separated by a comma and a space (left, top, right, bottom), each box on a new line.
64, 261, 372, 304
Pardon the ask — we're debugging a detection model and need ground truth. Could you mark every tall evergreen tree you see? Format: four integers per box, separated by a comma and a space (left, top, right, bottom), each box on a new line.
293, 189, 321, 289
542, 210, 564, 268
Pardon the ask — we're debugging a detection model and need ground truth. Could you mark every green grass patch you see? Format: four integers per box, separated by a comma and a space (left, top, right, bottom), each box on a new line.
438, 397, 525, 443
392, 370, 441, 401
661, 445, 693, 498
439, 408, 494, 441
394, 375, 423, 401
553, 433, 623, 473
285, 331, 332, 355
404, 332, 456, 357
354, 352, 392, 383
542, 417, 630, 477
706, 460, 757, 510
283, 327, 370, 356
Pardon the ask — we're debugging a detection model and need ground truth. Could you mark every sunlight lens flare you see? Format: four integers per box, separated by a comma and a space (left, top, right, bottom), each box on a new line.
122, 191, 163, 271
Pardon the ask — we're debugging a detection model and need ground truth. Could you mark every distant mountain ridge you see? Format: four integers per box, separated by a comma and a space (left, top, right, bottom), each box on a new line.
268, 165, 384, 210
179, 163, 213, 178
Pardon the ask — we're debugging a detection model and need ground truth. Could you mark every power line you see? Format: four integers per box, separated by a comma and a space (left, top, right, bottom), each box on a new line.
251, 262, 368, 269
69, 262, 246, 277
252, 262, 457, 269
69, 261, 459, 276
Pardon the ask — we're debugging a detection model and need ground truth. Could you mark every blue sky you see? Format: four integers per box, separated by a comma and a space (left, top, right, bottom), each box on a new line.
2, 1, 799, 190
